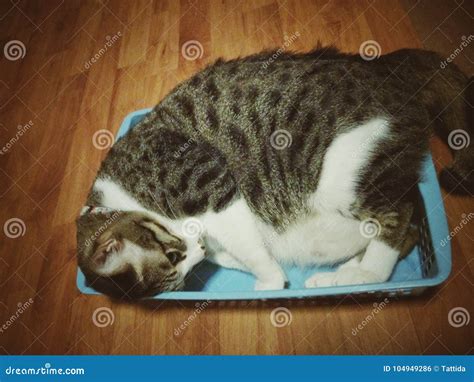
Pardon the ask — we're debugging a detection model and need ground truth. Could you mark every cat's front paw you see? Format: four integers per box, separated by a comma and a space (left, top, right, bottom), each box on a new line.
254, 277, 286, 291
176, 245, 206, 276
304, 267, 383, 288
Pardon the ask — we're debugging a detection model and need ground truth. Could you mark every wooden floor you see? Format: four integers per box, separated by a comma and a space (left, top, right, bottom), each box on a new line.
1, 0, 473, 355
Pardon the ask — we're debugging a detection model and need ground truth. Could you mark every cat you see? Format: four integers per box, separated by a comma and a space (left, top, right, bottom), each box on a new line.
76, 45, 473, 299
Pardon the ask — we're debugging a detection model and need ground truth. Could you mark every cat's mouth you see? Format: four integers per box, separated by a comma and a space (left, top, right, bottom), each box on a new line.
172, 279, 186, 291
147, 277, 185, 296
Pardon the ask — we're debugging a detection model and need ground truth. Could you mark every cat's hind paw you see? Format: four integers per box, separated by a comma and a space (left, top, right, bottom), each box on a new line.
304, 267, 384, 288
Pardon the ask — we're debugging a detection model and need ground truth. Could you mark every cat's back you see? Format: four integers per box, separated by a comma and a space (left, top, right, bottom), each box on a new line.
111, 48, 438, 226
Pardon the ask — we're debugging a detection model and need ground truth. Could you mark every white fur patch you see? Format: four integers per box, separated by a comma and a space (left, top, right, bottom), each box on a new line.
259, 117, 390, 266
359, 239, 399, 281
200, 199, 286, 289
97, 239, 146, 278
309, 117, 389, 213
94, 177, 182, 232
94, 178, 154, 213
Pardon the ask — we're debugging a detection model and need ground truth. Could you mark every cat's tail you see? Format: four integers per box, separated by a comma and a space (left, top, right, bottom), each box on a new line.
438, 75, 474, 195
386, 49, 474, 195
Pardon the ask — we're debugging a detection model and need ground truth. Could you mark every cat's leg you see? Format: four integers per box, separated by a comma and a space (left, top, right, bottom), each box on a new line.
304, 241, 398, 287
176, 242, 206, 276
398, 224, 418, 259
203, 199, 286, 290
305, 204, 413, 288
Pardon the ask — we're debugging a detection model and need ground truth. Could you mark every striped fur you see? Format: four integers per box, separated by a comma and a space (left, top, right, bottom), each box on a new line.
76, 46, 473, 298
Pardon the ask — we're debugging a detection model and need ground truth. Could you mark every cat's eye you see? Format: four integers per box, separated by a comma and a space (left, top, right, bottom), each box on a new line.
165, 250, 184, 266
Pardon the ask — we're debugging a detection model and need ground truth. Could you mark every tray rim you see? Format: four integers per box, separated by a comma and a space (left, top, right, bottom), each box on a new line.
76, 109, 452, 300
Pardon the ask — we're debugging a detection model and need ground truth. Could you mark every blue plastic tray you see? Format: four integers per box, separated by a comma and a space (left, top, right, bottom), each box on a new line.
77, 108, 452, 300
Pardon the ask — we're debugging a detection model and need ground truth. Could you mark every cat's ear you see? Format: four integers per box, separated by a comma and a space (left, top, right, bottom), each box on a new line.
137, 219, 183, 248
91, 236, 127, 276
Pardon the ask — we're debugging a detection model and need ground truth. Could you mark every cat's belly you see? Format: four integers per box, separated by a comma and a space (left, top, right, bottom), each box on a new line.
258, 212, 370, 266
260, 117, 389, 266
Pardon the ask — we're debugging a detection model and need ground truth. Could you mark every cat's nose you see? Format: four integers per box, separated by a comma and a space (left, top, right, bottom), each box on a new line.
159, 262, 173, 271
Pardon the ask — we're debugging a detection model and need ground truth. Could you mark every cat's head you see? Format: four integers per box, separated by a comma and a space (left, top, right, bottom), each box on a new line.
76, 209, 205, 299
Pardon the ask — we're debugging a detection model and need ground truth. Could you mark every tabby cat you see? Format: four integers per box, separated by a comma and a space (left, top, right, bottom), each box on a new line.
76, 46, 473, 299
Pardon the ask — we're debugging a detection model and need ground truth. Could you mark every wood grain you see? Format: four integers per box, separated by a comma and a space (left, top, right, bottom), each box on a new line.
0, 0, 473, 355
